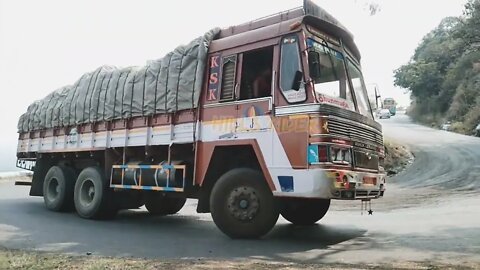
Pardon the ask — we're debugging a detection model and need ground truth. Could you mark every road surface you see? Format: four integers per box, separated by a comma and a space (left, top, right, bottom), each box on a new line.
0, 113, 479, 266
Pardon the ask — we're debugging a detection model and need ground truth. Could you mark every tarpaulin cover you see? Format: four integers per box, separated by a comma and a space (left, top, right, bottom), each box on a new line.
17, 28, 220, 132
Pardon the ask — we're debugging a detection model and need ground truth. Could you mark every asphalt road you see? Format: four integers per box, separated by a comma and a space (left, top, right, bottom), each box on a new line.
0, 113, 479, 265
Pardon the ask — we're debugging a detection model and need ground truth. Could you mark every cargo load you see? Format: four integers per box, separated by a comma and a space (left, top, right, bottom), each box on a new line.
17, 28, 220, 132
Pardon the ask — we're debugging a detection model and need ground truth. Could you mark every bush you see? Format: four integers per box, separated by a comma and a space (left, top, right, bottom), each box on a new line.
383, 140, 413, 175
450, 121, 468, 134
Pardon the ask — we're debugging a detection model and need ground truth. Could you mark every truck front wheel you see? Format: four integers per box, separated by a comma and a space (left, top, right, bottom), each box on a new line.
280, 198, 330, 225
43, 165, 76, 212
210, 168, 279, 239
74, 166, 117, 219
145, 194, 186, 215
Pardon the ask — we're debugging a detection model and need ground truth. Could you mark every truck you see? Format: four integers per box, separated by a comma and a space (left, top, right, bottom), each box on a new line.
16, 0, 386, 239
382, 98, 396, 116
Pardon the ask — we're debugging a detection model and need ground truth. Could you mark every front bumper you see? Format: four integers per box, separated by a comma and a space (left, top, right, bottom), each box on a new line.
271, 167, 386, 200
326, 169, 386, 200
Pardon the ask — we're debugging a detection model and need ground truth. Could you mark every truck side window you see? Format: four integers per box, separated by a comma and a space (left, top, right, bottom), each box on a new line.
239, 47, 274, 100
280, 35, 306, 103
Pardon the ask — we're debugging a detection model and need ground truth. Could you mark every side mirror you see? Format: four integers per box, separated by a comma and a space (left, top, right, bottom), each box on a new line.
308, 51, 321, 79
374, 87, 381, 109
292, 70, 303, 91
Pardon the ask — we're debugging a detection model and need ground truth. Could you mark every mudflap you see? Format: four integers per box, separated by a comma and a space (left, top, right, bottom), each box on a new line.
29, 158, 50, 197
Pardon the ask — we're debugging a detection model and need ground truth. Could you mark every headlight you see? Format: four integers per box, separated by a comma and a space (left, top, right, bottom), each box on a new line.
329, 147, 351, 164
336, 148, 344, 161
343, 149, 351, 163
330, 148, 337, 162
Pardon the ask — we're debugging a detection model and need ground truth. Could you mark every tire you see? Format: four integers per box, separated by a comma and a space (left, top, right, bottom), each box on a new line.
210, 168, 279, 239
43, 165, 76, 212
145, 194, 186, 215
74, 166, 117, 219
280, 198, 330, 225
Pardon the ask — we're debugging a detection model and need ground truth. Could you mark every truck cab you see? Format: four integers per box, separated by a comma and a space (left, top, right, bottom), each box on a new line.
197, 1, 385, 202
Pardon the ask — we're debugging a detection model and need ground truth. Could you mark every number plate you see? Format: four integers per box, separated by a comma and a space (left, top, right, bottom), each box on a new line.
363, 177, 377, 185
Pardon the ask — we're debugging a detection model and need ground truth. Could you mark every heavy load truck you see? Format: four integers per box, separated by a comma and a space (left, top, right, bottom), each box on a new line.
16, 0, 386, 238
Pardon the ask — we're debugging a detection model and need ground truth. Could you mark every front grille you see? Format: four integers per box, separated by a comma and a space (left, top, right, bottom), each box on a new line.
312, 116, 382, 171
328, 117, 383, 146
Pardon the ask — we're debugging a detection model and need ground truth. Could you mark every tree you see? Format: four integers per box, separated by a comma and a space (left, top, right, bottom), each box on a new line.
393, 1, 480, 128
458, 0, 480, 52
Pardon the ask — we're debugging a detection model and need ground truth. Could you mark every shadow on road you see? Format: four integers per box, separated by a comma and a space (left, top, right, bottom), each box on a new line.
0, 197, 368, 263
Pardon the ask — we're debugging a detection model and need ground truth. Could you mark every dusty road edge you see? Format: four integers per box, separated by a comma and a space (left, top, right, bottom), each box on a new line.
384, 138, 414, 176
1, 248, 479, 270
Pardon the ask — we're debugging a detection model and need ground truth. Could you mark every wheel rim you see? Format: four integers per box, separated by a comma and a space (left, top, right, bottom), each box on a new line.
47, 177, 60, 201
79, 179, 95, 206
226, 186, 260, 222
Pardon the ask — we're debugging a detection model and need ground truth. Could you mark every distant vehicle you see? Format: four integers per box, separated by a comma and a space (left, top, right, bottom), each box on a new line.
377, 109, 391, 119
442, 121, 452, 131
382, 98, 396, 116
475, 123, 480, 137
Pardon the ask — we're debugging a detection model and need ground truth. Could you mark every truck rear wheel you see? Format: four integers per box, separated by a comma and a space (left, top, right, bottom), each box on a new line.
280, 198, 330, 225
210, 168, 279, 239
145, 194, 186, 215
43, 165, 76, 212
74, 166, 117, 219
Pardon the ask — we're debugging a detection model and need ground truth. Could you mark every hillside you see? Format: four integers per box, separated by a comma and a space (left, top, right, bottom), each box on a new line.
394, 0, 480, 134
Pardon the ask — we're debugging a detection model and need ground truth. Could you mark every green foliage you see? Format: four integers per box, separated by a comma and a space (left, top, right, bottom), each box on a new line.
447, 73, 480, 121
458, 0, 480, 51
394, 0, 480, 131
450, 121, 468, 134
394, 61, 443, 98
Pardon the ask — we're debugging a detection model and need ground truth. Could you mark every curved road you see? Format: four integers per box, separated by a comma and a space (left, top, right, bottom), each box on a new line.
0, 113, 479, 266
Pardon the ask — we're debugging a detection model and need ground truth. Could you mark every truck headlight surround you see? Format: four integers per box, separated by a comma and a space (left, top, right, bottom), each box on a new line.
329, 146, 352, 164
343, 149, 351, 163
329, 148, 337, 162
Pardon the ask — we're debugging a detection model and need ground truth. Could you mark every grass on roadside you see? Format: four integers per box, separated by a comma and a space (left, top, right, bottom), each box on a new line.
1, 248, 478, 270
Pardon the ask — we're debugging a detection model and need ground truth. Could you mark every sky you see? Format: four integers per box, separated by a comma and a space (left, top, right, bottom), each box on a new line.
0, 0, 468, 172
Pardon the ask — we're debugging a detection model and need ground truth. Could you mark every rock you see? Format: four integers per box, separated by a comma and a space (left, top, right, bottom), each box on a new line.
387, 170, 397, 176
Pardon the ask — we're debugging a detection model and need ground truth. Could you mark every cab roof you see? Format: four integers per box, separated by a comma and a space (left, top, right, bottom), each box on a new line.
214, 0, 361, 60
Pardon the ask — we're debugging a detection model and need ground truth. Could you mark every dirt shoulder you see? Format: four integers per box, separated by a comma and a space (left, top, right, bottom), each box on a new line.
383, 139, 414, 176
0, 172, 32, 183
1, 248, 478, 270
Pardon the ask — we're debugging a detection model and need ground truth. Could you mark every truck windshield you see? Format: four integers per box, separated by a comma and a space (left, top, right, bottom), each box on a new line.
346, 60, 372, 118
307, 39, 354, 111
307, 39, 373, 118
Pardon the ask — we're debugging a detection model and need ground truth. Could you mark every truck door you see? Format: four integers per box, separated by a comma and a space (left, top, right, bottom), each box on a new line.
201, 46, 275, 138
201, 53, 239, 140
235, 46, 274, 134
272, 34, 309, 170
199, 45, 276, 170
